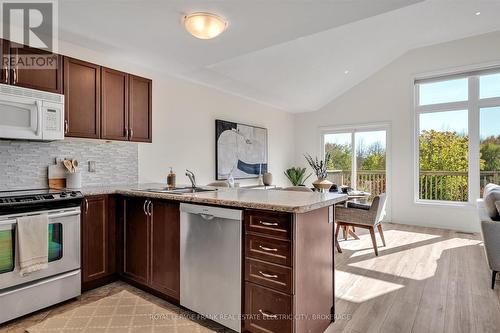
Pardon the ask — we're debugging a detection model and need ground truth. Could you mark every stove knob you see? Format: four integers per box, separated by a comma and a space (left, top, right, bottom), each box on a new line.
70, 191, 78, 197
60, 192, 67, 197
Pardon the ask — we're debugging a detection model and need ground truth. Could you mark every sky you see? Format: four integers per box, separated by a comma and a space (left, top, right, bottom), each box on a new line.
419, 106, 500, 139
419, 73, 500, 139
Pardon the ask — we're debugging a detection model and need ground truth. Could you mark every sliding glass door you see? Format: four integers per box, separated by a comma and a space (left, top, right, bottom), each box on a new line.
323, 127, 388, 197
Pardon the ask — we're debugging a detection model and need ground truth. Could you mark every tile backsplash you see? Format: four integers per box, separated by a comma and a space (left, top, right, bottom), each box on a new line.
0, 138, 138, 190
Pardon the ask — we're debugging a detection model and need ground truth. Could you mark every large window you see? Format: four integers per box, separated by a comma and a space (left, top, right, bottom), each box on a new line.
415, 68, 500, 203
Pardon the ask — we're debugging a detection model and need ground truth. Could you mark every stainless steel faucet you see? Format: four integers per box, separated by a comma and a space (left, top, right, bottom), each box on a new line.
185, 169, 196, 188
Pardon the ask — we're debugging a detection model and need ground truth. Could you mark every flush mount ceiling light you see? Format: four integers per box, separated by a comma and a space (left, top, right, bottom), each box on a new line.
183, 12, 228, 39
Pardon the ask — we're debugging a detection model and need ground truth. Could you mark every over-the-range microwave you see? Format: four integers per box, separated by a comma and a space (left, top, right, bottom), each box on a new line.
0, 83, 64, 141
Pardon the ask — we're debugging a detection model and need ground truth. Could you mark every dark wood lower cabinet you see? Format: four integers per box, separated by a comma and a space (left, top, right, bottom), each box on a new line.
123, 197, 150, 285
81, 195, 117, 291
121, 197, 180, 302
243, 207, 334, 333
244, 282, 292, 333
149, 200, 180, 300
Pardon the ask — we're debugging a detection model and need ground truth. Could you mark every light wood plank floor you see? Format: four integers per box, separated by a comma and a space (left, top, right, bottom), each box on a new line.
326, 222, 500, 333
1, 223, 498, 333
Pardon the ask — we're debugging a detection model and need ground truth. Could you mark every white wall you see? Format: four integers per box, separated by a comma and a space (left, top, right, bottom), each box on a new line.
294, 31, 500, 233
56, 40, 295, 188
139, 77, 295, 186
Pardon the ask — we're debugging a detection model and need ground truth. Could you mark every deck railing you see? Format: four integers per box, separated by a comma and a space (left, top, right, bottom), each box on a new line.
327, 170, 386, 197
327, 170, 500, 200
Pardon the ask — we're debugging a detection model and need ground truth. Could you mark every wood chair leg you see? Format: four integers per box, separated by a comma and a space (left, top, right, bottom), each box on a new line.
348, 227, 359, 240
493, 270, 498, 290
343, 226, 348, 240
335, 238, 342, 253
377, 224, 386, 247
369, 227, 378, 256
335, 224, 342, 253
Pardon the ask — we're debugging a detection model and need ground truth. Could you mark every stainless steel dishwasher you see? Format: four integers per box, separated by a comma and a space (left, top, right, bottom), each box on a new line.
180, 203, 242, 332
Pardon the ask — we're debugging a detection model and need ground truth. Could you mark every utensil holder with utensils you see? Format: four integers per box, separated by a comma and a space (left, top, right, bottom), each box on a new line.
66, 171, 82, 189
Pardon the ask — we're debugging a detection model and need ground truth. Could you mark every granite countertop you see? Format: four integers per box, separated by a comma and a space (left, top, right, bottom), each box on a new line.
78, 183, 348, 213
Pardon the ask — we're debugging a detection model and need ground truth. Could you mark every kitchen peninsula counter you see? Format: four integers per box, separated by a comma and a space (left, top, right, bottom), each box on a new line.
78, 183, 347, 213
79, 184, 345, 333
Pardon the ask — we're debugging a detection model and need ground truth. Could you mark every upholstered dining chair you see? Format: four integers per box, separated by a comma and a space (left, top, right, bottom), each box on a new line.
335, 194, 388, 256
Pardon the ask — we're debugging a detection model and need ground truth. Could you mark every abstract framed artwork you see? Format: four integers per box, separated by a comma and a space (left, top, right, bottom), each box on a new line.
215, 119, 268, 180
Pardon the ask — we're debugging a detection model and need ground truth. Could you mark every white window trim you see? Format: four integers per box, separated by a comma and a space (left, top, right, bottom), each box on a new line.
413, 67, 500, 206
319, 122, 392, 221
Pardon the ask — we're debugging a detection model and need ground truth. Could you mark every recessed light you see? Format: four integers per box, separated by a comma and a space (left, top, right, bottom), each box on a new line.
183, 12, 228, 39
475, 11, 481, 16
344, 70, 349, 74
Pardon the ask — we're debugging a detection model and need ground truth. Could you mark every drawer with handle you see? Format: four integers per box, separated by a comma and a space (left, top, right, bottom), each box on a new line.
244, 282, 292, 333
245, 210, 292, 239
245, 258, 292, 294
246, 234, 292, 266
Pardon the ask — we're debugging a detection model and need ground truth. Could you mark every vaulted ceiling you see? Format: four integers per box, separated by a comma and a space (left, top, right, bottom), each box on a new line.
59, 0, 500, 112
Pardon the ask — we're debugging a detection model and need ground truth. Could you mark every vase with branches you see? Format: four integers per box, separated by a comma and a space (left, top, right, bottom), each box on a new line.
304, 152, 333, 192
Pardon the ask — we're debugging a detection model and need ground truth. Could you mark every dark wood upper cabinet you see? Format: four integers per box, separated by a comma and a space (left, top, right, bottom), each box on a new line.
63, 57, 101, 138
129, 75, 152, 142
149, 200, 180, 300
0, 39, 9, 84
123, 197, 150, 285
9, 42, 62, 93
0, 37, 153, 142
101, 67, 129, 141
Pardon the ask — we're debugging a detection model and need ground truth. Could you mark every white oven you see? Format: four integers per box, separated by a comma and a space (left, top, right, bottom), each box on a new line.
0, 84, 64, 141
0, 207, 81, 323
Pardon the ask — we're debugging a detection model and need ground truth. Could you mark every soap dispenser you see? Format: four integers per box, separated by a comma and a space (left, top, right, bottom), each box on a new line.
167, 167, 176, 189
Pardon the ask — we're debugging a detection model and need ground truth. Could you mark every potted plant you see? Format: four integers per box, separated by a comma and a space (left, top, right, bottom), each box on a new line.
284, 167, 312, 186
304, 153, 333, 192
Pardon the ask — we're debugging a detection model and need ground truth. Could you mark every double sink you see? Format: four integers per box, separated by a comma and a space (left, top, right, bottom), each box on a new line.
142, 187, 216, 195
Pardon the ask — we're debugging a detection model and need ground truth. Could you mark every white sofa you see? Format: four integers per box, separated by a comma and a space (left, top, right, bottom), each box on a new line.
478, 196, 500, 289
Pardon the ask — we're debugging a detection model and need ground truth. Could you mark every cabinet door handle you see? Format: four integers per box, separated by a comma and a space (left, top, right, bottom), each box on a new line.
259, 221, 278, 227
84, 198, 88, 214
64, 120, 68, 134
258, 271, 278, 279
4, 67, 8, 82
129, 128, 133, 140
125, 128, 129, 138
143, 200, 148, 215
13, 68, 17, 84
147, 200, 152, 216
258, 309, 278, 319
258, 245, 278, 252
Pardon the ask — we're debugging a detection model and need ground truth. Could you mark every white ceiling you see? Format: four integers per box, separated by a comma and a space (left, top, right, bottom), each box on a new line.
58, 0, 500, 113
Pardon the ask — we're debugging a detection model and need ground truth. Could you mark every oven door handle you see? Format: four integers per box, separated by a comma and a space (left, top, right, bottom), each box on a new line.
47, 210, 81, 219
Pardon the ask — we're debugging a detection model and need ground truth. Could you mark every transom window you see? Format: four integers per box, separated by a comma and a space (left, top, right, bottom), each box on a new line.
414, 67, 500, 204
